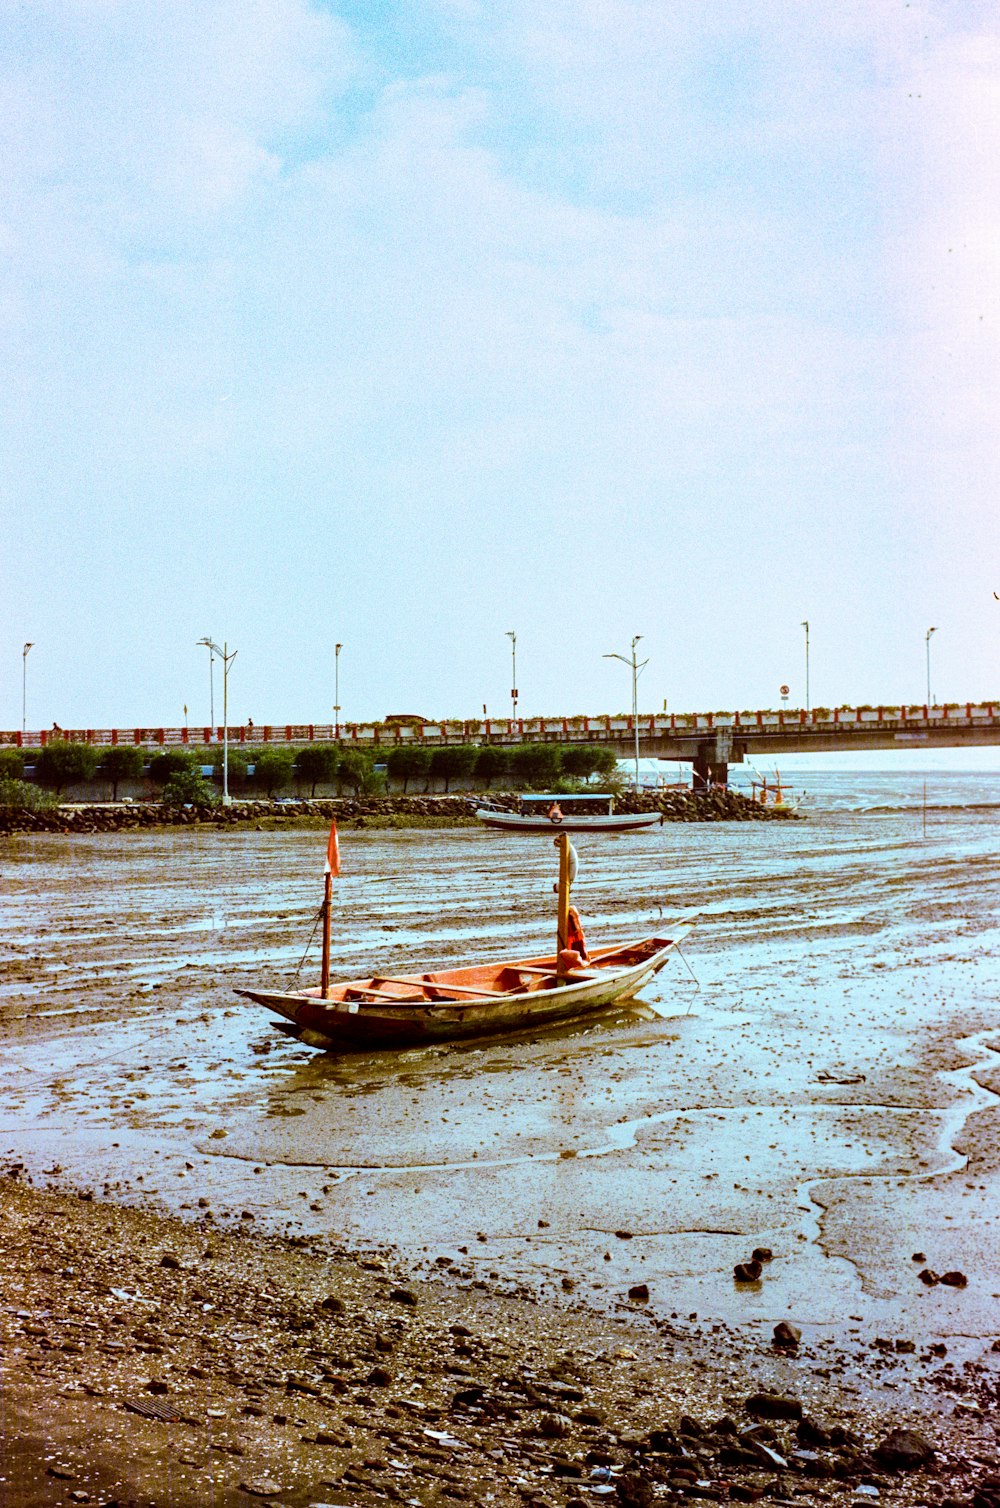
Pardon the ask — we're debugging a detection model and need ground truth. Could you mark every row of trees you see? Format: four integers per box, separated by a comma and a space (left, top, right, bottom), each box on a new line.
0, 740, 619, 801
383, 741, 617, 792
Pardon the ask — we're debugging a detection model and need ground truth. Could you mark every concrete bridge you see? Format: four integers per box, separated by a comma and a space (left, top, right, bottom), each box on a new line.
8, 701, 1000, 786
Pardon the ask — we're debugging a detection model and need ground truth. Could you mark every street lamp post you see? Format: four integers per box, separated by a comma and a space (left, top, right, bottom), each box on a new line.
22, 642, 33, 736
334, 643, 343, 738
604, 635, 648, 791
801, 621, 810, 712
198, 637, 215, 728
925, 626, 937, 707
503, 633, 518, 726
197, 638, 237, 801
506, 631, 517, 725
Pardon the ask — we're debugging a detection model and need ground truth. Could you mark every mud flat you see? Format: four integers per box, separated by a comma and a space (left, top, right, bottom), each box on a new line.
1, 798, 999, 1502
2, 1175, 998, 1508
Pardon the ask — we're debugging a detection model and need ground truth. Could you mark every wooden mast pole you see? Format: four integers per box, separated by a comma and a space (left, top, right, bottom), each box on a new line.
556, 832, 571, 959
320, 870, 332, 998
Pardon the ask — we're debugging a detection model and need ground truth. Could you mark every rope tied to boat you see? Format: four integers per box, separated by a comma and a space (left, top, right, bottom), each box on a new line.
289, 902, 325, 987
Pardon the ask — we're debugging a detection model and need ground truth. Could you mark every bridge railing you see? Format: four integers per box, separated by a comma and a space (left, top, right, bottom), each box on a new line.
3, 702, 997, 750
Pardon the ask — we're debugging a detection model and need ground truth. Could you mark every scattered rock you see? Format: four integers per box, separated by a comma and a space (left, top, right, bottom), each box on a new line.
939, 1270, 967, 1288
734, 1261, 762, 1283
538, 1412, 572, 1438
390, 1287, 418, 1306
874, 1427, 935, 1470
773, 1321, 801, 1349
575, 1407, 604, 1425
745, 1392, 802, 1421
616, 1469, 654, 1508
751, 1247, 773, 1263
628, 1283, 649, 1302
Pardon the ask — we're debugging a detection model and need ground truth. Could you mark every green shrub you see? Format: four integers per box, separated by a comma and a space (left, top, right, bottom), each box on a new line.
594, 767, 627, 797
561, 744, 618, 781
386, 745, 431, 792
253, 749, 294, 797
35, 741, 99, 795
161, 769, 216, 808
210, 747, 250, 792
338, 749, 377, 794
294, 745, 339, 796
0, 777, 55, 811
473, 745, 508, 789
148, 750, 193, 786
100, 745, 144, 799
429, 744, 476, 792
508, 743, 560, 789
0, 749, 24, 780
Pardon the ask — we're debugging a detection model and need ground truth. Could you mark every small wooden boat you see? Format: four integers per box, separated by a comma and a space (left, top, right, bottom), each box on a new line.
237, 826, 691, 1052
476, 794, 662, 833
237, 934, 687, 1050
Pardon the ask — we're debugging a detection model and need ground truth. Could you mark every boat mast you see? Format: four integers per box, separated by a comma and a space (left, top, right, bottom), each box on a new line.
556, 832, 571, 956
320, 868, 332, 998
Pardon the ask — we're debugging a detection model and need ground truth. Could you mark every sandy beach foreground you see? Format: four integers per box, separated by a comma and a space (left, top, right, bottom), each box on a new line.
2, 1172, 998, 1508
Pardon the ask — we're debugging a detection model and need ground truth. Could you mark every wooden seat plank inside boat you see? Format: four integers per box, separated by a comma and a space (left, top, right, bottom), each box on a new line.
343, 985, 426, 1003
423, 983, 511, 1000
416, 970, 514, 1000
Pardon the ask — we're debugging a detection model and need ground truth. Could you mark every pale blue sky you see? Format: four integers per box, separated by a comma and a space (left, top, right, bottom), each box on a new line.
3, 1, 999, 732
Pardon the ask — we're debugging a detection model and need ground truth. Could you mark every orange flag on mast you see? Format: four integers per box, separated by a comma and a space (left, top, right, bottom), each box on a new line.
325, 821, 340, 877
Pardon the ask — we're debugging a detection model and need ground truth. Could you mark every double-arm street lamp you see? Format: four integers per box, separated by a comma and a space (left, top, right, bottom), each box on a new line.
203, 642, 215, 726
925, 626, 937, 707
604, 635, 648, 790
801, 621, 810, 711
197, 638, 237, 802
22, 642, 33, 736
506, 631, 517, 724
334, 643, 343, 738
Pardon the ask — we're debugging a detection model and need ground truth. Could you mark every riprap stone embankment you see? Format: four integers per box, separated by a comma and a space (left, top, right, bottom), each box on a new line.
0, 788, 797, 835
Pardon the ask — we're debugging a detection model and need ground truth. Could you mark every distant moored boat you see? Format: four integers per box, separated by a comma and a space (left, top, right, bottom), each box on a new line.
475, 794, 662, 833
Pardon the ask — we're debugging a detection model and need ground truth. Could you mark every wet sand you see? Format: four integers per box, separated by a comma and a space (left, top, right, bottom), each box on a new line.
2, 803, 1000, 1500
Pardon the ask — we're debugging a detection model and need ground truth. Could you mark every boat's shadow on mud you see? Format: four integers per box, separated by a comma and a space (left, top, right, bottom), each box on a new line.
267, 1000, 681, 1100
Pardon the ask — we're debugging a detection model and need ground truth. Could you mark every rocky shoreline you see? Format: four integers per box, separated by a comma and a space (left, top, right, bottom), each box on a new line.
1, 1172, 996, 1508
0, 788, 796, 835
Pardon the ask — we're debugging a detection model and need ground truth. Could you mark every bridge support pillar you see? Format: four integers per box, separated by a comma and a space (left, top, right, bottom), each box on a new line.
692, 732, 742, 790
693, 745, 726, 790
